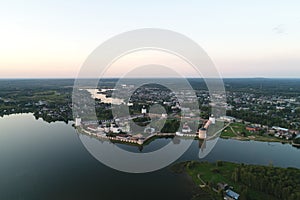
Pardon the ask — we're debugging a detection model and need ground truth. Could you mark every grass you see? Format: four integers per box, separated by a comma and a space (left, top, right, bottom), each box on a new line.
220, 122, 290, 143
221, 128, 236, 137
183, 161, 278, 200
230, 122, 252, 136
186, 161, 236, 186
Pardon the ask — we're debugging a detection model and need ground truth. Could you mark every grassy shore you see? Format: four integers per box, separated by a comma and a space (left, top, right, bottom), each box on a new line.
171, 161, 300, 200
220, 122, 292, 144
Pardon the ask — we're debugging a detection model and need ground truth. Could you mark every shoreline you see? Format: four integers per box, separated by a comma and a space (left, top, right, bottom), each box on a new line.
76, 126, 187, 146
170, 162, 214, 200
292, 142, 300, 147
1, 113, 298, 147
77, 125, 298, 149
220, 135, 293, 144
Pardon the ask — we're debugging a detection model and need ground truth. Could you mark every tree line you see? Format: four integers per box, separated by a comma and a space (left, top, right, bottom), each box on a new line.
232, 164, 300, 200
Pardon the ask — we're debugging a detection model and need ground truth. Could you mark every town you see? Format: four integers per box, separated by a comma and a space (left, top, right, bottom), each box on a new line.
74, 107, 217, 145
0, 79, 299, 146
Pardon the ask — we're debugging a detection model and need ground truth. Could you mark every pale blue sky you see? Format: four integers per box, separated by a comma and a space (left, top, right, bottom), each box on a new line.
0, 0, 299, 78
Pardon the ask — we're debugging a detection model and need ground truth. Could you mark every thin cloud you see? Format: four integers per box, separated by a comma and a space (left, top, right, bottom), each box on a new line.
273, 24, 286, 34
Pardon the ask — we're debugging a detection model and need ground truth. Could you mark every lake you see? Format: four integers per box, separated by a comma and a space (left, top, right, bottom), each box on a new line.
0, 113, 299, 199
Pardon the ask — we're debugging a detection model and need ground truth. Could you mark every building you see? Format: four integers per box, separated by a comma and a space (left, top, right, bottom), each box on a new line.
246, 126, 260, 132
220, 116, 236, 122
141, 106, 147, 115
110, 123, 121, 133
272, 126, 288, 132
209, 115, 216, 124
75, 117, 81, 126
217, 183, 229, 191
182, 123, 192, 133
86, 124, 98, 132
204, 120, 211, 129
225, 189, 240, 200
127, 102, 133, 106
293, 135, 300, 147
198, 128, 207, 139
161, 113, 167, 118
175, 132, 184, 136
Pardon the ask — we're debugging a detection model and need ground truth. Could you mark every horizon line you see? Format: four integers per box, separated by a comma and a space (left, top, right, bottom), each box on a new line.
0, 77, 300, 80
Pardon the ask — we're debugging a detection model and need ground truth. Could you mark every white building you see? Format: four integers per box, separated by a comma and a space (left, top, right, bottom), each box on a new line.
110, 123, 121, 133
272, 126, 288, 132
175, 132, 184, 136
141, 106, 147, 114
161, 113, 167, 118
182, 124, 192, 133
220, 116, 236, 122
209, 115, 216, 124
75, 117, 81, 126
111, 127, 121, 133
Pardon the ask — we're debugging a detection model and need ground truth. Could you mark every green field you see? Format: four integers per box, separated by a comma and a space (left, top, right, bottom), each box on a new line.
221, 128, 236, 137
220, 122, 290, 143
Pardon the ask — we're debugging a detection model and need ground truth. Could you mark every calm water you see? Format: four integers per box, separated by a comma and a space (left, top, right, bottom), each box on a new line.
0, 114, 299, 200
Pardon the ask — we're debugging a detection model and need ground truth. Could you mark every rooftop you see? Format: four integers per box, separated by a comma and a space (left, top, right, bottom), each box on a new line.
226, 189, 240, 200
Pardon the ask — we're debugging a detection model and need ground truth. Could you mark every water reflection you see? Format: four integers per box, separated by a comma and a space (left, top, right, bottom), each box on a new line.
0, 114, 299, 200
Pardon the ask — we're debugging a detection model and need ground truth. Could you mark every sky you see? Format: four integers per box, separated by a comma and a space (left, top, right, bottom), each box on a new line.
0, 0, 299, 78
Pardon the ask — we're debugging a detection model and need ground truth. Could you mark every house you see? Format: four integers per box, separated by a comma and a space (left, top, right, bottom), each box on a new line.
220, 116, 236, 122
110, 124, 121, 133
274, 133, 280, 137
225, 189, 240, 200
246, 126, 260, 132
182, 123, 192, 133
272, 126, 288, 132
217, 183, 228, 191
86, 125, 98, 132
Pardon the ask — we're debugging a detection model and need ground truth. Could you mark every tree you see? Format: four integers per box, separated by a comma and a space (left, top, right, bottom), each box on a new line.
216, 160, 223, 167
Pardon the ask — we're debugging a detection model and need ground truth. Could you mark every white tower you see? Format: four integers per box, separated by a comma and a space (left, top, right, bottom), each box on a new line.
209, 115, 216, 124
75, 117, 81, 126
198, 128, 207, 139
141, 106, 147, 114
